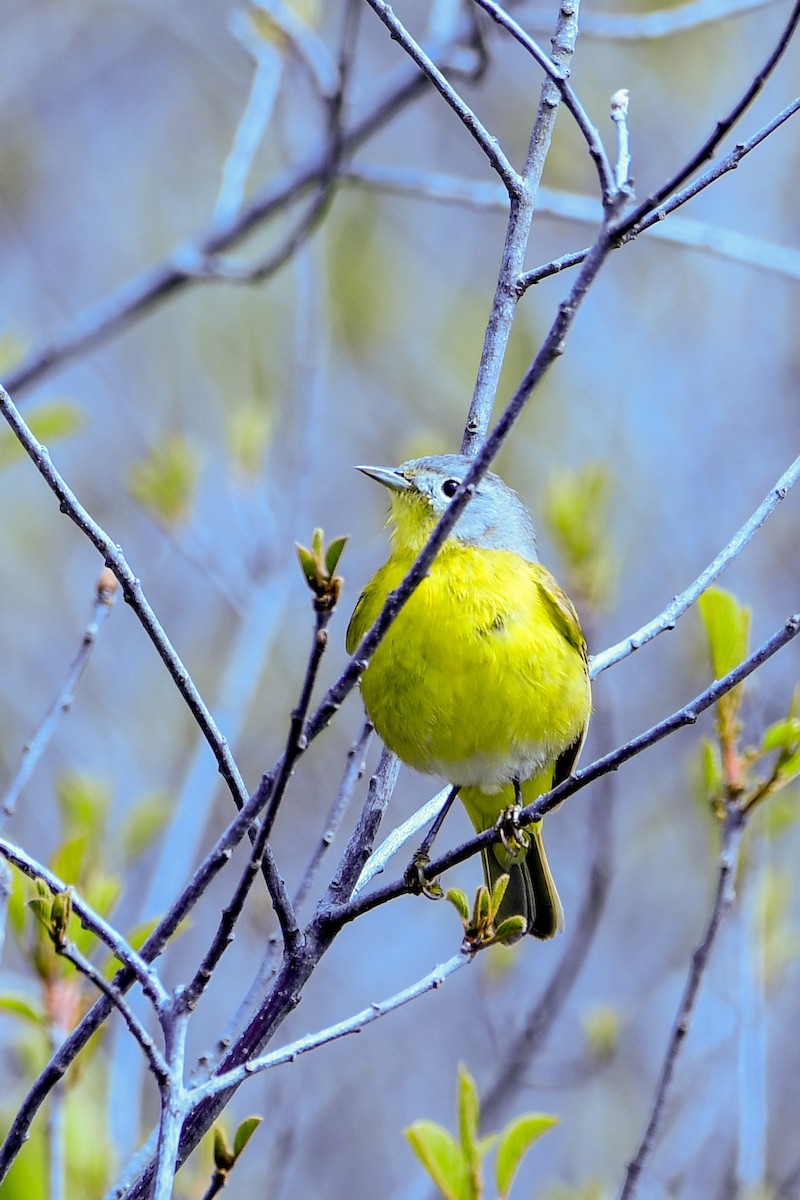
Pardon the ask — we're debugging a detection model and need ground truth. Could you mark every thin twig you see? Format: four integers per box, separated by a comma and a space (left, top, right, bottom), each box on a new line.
294, 720, 374, 911
610, 88, 632, 192
196, 953, 471, 1100
1, 568, 118, 825
57, 941, 169, 1086
0, 839, 169, 1012
591, 455, 800, 676
346, 163, 800, 283
578, 0, 784, 40
214, 16, 283, 226
462, 0, 583, 452
0, 768, 280, 1179
47, 1052, 66, 1200
471, 0, 617, 206
0, 382, 250, 815
618, 805, 747, 1200
361, 0, 520, 195
519, 96, 800, 288
616, 0, 800, 236
3, 49, 440, 396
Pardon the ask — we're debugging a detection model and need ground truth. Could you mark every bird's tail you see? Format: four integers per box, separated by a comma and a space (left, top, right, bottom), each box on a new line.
481, 821, 564, 941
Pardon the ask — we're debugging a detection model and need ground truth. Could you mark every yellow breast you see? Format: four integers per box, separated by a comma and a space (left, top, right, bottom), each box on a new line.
347, 543, 590, 790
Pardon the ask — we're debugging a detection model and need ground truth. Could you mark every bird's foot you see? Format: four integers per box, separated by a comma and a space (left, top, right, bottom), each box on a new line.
495, 805, 530, 864
404, 852, 444, 900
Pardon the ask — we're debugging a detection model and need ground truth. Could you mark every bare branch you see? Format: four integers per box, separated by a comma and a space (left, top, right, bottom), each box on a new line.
618, 805, 747, 1200
1, 569, 117, 825
0, 839, 169, 1012
198, 953, 471, 1098
462, 0, 582, 452
361, 0, 520, 195
592, 455, 800, 675
57, 941, 169, 1087
520, 96, 800, 288
578, 0, 785, 40
617, 0, 800, 234
471, 0, 617, 205
0, 382, 251, 815
3, 50, 440, 396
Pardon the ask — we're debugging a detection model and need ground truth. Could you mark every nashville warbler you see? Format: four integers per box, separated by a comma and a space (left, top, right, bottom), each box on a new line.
346, 454, 591, 940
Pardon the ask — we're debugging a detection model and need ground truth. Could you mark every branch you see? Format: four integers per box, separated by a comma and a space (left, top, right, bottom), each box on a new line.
520, 96, 800, 287
0, 770, 279, 1180
0, 382, 251, 815
197, 953, 471, 1099
1, 568, 117, 824
57, 940, 168, 1088
361, 0, 520, 195
0, 839, 169, 1013
461, 0, 582, 452
591, 455, 800, 676
618, 804, 747, 1200
3, 45, 446, 396
151, 1013, 190, 1200
345, 167, 800, 285
578, 0, 784, 40
616, 0, 800, 236
471, 0, 617, 206
293, 720, 374, 911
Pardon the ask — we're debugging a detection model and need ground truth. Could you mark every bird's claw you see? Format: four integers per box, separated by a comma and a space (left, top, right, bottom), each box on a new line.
404, 852, 444, 900
495, 805, 530, 863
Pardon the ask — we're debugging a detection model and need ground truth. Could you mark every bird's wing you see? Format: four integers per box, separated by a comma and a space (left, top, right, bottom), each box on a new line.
533, 564, 588, 661
533, 564, 590, 788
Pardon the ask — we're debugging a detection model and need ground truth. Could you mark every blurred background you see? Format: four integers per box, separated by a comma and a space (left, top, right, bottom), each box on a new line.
0, 0, 798, 1197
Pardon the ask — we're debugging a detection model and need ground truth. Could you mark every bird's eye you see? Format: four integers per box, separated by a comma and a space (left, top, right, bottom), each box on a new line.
441, 478, 460, 498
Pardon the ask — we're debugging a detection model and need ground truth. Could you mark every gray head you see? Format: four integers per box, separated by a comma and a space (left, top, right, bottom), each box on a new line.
357, 453, 539, 563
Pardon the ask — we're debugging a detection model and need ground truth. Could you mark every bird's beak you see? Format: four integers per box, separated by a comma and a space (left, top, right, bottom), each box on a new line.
355, 464, 412, 493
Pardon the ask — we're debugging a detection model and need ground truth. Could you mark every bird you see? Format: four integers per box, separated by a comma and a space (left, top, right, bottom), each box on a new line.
346, 454, 591, 940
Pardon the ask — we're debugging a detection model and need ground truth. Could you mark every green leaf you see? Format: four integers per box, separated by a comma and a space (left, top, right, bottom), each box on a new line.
491, 915, 527, 944
325, 535, 348, 576
0, 399, 83, 470
128, 435, 200, 528
0, 993, 45, 1026
542, 463, 615, 606
6, 865, 28, 936
495, 1113, 558, 1198
457, 1064, 480, 1162
295, 542, 319, 587
56, 770, 111, 839
233, 1116, 262, 1159
700, 738, 722, 797
581, 1004, 621, 1060
490, 872, 509, 915
120, 791, 173, 861
226, 396, 274, 479
446, 888, 470, 922
213, 1125, 235, 1172
761, 718, 800, 754
697, 587, 750, 680
406, 1121, 468, 1200
50, 889, 72, 945
49, 834, 88, 887
27, 894, 52, 930
757, 789, 800, 840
